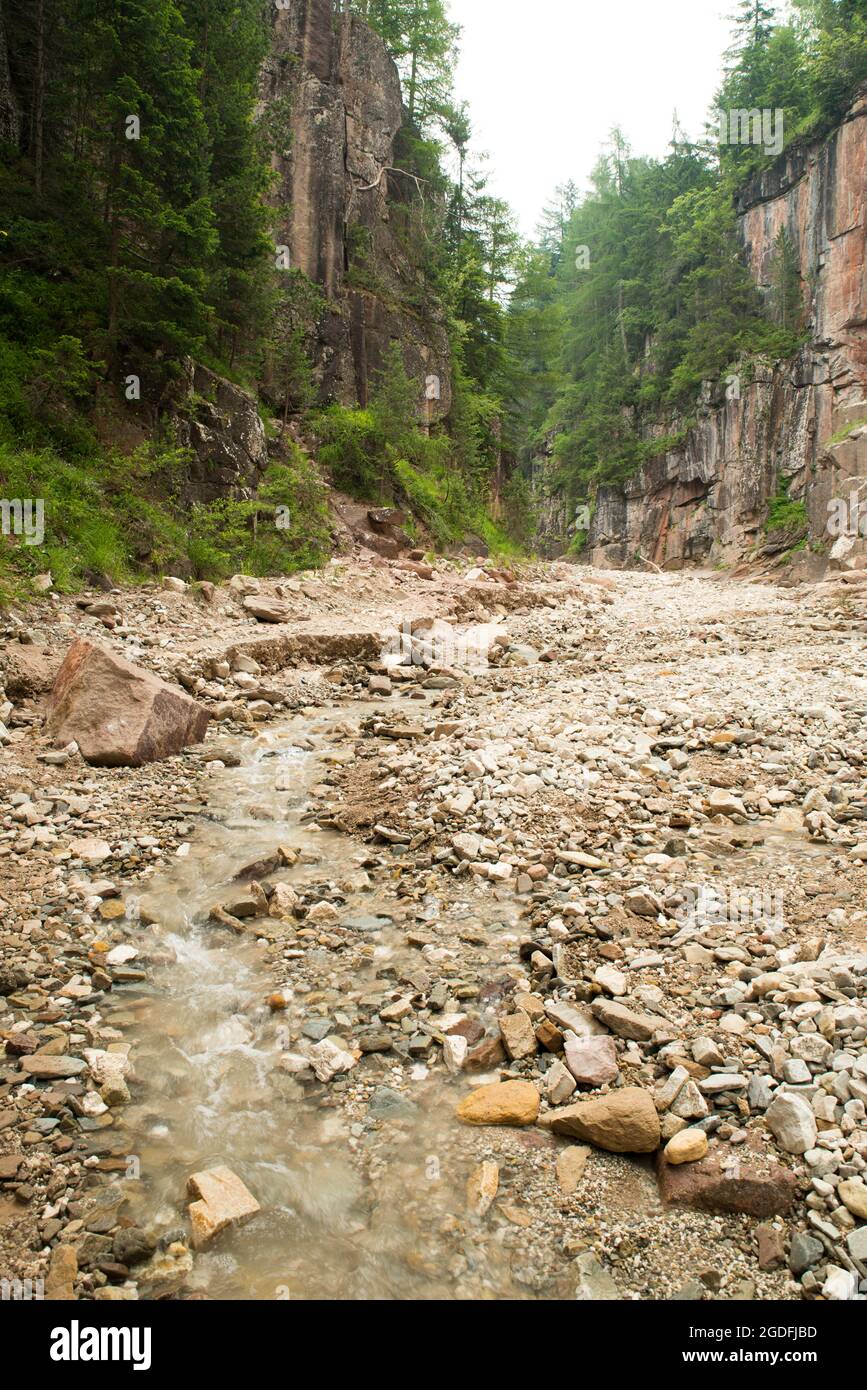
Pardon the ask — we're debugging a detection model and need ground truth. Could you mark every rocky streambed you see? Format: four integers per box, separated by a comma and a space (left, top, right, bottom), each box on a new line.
1, 559, 867, 1302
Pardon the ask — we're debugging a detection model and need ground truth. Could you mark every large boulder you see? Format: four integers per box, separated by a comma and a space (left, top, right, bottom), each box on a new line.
656, 1152, 798, 1218
46, 638, 209, 766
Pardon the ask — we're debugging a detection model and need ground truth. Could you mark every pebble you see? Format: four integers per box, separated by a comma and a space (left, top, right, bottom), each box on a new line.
664, 1129, 709, 1166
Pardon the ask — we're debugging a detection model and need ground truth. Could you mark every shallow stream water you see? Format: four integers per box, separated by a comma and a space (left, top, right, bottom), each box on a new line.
111, 706, 526, 1300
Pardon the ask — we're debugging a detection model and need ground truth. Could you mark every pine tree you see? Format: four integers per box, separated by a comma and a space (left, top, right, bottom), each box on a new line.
176, 0, 273, 363
770, 227, 803, 330
351, 0, 459, 128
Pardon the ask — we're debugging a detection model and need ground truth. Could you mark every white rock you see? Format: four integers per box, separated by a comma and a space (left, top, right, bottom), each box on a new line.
443, 1035, 468, 1074
594, 964, 627, 997
765, 1092, 818, 1155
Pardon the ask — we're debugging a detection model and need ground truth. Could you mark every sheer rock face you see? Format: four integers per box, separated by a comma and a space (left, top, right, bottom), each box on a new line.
583, 85, 867, 571
262, 0, 451, 417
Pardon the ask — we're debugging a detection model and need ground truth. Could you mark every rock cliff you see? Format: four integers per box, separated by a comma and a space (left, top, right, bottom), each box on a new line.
262, 0, 451, 417
582, 86, 867, 571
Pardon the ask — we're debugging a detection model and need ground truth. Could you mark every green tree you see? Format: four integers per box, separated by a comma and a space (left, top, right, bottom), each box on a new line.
177, 0, 274, 364
351, 0, 459, 128
769, 227, 803, 331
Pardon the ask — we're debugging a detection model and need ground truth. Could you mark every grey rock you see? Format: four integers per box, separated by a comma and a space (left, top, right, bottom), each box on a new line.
573, 1250, 620, 1300
366, 1086, 417, 1121
788, 1232, 823, 1275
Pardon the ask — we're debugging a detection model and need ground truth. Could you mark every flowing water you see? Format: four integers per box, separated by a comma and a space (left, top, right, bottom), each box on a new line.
109, 705, 526, 1300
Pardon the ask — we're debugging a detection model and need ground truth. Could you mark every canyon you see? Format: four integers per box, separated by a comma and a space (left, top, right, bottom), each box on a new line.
581, 86, 867, 573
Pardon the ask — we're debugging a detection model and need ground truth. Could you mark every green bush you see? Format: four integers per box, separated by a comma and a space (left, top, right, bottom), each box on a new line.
0, 436, 331, 605
764, 476, 808, 534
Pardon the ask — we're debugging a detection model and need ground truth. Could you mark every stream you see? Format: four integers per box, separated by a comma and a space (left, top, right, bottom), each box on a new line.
107, 702, 527, 1300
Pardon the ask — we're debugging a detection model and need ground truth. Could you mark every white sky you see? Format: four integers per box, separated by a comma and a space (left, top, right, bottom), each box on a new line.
449, 0, 736, 238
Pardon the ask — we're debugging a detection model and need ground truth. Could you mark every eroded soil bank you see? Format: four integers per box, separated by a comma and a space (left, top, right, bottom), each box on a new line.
1, 558, 866, 1301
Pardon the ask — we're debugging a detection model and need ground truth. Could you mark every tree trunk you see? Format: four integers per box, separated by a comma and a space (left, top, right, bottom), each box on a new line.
33, 0, 45, 195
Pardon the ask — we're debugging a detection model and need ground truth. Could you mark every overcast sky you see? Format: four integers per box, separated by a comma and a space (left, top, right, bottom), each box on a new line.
449, 0, 737, 238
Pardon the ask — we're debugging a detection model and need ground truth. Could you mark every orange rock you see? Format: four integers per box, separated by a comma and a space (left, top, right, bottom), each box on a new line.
187, 1166, 260, 1250
455, 1080, 539, 1127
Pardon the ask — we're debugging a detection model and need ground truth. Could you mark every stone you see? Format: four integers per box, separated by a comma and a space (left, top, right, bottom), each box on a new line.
498, 1011, 537, 1060
306, 1038, 356, 1081
838, 1180, 867, 1221
756, 1223, 786, 1270
708, 788, 746, 817
574, 1250, 620, 1300
20, 1055, 87, 1079
624, 887, 660, 917
1, 641, 59, 698
546, 1000, 606, 1036
545, 1058, 577, 1105
670, 1079, 709, 1121
69, 837, 112, 865
590, 998, 657, 1042
656, 1154, 798, 1218
464, 1035, 506, 1071
664, 1128, 708, 1165
847, 1226, 867, 1262
788, 1231, 823, 1275
765, 1092, 818, 1155
243, 596, 291, 623
440, 1035, 465, 1074
187, 1165, 261, 1250
594, 964, 627, 996
822, 1267, 857, 1301
306, 900, 340, 927
452, 832, 482, 861
136, 1242, 193, 1299
112, 1227, 156, 1267
747, 1075, 775, 1111
455, 1080, 540, 1127
563, 1032, 619, 1087
466, 1160, 499, 1217
46, 638, 209, 766
699, 1073, 748, 1094
379, 995, 413, 1023
270, 883, 299, 919
652, 1065, 689, 1110
556, 1145, 590, 1195
542, 1087, 660, 1153
44, 1244, 78, 1301
692, 1037, 725, 1067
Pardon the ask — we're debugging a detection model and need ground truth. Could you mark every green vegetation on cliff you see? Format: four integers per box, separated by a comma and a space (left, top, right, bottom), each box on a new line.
503, 0, 866, 519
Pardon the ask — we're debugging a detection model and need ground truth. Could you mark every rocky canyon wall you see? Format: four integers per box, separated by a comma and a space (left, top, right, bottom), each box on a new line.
262, 0, 451, 418
582, 86, 867, 571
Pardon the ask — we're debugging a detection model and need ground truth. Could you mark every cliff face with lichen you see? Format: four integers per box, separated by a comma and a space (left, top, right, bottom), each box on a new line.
262, 0, 451, 417
581, 86, 867, 571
